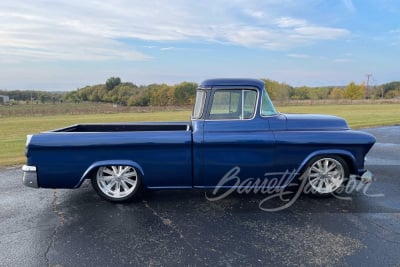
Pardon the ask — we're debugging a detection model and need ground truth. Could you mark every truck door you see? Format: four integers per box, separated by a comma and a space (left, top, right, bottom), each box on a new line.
192, 87, 276, 188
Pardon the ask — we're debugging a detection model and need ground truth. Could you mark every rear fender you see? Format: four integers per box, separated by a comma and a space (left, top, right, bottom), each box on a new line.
75, 160, 145, 188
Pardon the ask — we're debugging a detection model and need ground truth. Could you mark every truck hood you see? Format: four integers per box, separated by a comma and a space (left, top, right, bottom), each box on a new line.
283, 113, 349, 131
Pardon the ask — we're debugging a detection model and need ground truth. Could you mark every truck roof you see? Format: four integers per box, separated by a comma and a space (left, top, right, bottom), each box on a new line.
199, 78, 265, 89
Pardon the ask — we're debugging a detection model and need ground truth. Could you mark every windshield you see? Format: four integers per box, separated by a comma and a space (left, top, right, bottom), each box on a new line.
261, 88, 277, 116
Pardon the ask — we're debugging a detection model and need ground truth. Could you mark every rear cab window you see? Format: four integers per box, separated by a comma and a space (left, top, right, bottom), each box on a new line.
192, 90, 206, 119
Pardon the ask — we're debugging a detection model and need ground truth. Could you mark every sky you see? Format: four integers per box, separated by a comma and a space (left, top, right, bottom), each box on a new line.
0, 0, 399, 91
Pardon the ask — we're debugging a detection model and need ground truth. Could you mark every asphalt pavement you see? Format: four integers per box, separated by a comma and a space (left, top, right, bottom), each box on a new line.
1, 126, 399, 267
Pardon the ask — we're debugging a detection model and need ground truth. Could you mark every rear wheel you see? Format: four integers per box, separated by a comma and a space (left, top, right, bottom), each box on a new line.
91, 165, 142, 202
305, 156, 349, 197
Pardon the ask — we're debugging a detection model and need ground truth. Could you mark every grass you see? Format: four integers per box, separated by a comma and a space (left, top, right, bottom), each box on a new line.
0, 111, 191, 166
278, 104, 400, 128
0, 103, 399, 166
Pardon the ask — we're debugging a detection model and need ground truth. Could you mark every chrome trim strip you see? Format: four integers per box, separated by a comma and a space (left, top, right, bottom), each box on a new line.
22, 165, 36, 172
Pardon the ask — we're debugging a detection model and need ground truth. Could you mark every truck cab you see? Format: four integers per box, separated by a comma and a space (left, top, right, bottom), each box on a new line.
191, 79, 280, 188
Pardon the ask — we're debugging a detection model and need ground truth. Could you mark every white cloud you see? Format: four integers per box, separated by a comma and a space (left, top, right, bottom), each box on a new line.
275, 17, 307, 28
287, 54, 311, 58
294, 26, 350, 39
160, 47, 176, 51
0, 1, 351, 62
244, 9, 265, 19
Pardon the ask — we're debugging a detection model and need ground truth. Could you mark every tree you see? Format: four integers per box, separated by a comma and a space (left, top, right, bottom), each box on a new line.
105, 77, 121, 91
262, 79, 293, 101
292, 86, 310, 100
328, 87, 344, 99
384, 90, 400, 99
64, 91, 80, 103
381, 81, 400, 97
173, 82, 197, 105
309, 87, 329, 99
343, 82, 365, 100
39, 94, 47, 103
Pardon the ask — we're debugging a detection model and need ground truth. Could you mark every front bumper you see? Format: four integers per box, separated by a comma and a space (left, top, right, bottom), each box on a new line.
22, 165, 38, 188
351, 170, 374, 184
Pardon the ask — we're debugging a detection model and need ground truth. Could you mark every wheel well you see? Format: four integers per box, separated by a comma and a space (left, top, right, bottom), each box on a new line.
335, 154, 356, 175
84, 167, 98, 179
76, 160, 145, 188
299, 153, 355, 175
84, 165, 143, 180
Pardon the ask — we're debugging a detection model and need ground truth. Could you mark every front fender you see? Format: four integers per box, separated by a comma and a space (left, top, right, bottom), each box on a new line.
297, 149, 357, 174
75, 160, 145, 188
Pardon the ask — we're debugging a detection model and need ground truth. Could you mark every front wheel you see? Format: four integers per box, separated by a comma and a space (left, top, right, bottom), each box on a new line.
91, 165, 142, 202
305, 156, 349, 197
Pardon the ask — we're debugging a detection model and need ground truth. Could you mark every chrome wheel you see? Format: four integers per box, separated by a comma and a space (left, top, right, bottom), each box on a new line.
307, 157, 346, 194
96, 166, 138, 199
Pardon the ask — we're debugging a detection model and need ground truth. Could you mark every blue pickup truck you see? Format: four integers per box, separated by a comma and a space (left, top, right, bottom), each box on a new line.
22, 78, 375, 202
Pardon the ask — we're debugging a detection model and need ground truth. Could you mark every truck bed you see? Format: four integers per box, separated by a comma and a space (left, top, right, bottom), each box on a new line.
51, 122, 190, 132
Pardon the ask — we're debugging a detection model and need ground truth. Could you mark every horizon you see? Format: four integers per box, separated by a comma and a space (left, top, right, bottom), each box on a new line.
0, 79, 398, 93
1, 1, 399, 91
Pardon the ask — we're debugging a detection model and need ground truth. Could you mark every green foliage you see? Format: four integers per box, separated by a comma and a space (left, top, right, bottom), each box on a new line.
308, 87, 330, 99
328, 87, 344, 99
343, 82, 365, 100
380, 81, 400, 98
292, 86, 309, 100
174, 82, 197, 105
4, 78, 400, 109
0, 90, 64, 103
292, 86, 331, 100
262, 79, 293, 101
64, 80, 198, 107
384, 90, 400, 99
105, 77, 121, 91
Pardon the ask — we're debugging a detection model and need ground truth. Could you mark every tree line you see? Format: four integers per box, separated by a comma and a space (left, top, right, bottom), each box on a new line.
1, 77, 399, 105
64, 77, 197, 106
0, 90, 64, 103
263, 79, 400, 102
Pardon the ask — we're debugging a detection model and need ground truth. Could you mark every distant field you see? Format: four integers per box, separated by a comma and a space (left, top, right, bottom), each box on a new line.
278, 104, 400, 128
0, 102, 191, 117
0, 103, 399, 166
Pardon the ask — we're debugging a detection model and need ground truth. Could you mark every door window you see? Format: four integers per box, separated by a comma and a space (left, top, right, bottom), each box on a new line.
209, 89, 257, 120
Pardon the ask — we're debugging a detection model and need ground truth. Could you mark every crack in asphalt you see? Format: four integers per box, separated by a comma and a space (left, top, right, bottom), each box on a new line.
44, 189, 65, 267
142, 200, 201, 258
142, 200, 185, 239
0, 224, 56, 237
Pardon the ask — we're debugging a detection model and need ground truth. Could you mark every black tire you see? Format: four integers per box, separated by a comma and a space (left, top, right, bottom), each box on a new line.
303, 156, 349, 197
91, 165, 142, 202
